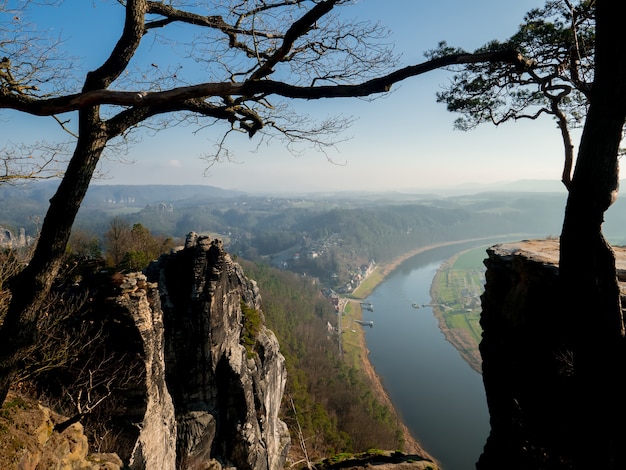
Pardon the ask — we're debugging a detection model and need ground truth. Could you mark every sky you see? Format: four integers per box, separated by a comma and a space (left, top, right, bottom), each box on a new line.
2, 0, 570, 194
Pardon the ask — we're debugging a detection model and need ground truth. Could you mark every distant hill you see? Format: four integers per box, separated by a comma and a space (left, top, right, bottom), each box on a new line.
0, 182, 245, 206
0, 182, 245, 229
3, 179, 626, 247
83, 184, 246, 208
410, 179, 568, 196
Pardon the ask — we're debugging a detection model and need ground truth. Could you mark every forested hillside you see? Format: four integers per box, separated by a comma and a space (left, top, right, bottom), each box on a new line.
1, 183, 577, 289
238, 260, 406, 460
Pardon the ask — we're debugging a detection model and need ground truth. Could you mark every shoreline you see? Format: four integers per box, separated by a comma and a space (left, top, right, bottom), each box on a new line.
341, 297, 433, 460
350, 237, 499, 300
345, 236, 500, 463
429, 249, 485, 374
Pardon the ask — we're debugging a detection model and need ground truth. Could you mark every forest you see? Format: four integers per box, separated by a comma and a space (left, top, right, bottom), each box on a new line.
238, 260, 406, 459
1, 181, 587, 289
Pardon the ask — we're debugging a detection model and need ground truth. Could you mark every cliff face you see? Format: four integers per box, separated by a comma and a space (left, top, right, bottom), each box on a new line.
0, 226, 30, 249
112, 272, 177, 470
148, 232, 290, 470
477, 239, 626, 469
110, 233, 289, 470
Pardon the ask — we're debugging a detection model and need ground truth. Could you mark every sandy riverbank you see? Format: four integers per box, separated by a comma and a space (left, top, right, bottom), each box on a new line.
345, 237, 499, 464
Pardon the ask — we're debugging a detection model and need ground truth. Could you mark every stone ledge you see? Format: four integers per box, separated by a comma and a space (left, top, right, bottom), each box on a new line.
488, 238, 626, 281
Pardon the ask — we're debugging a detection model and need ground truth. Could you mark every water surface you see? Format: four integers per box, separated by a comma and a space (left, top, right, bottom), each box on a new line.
364, 242, 493, 470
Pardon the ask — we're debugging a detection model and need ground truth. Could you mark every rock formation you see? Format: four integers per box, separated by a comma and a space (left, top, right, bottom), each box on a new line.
147, 232, 290, 470
0, 227, 30, 249
477, 239, 626, 469
83, 232, 289, 469
314, 450, 440, 470
112, 272, 178, 470
0, 391, 123, 470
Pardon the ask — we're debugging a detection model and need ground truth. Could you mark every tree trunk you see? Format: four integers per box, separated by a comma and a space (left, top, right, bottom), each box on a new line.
0, 111, 107, 404
558, 1, 626, 466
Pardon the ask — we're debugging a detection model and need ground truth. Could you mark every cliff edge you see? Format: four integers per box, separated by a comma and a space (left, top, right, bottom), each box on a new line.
478, 238, 626, 469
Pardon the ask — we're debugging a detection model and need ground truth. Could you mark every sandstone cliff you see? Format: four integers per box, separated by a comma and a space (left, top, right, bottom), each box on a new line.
96, 233, 290, 469
147, 232, 290, 470
0, 227, 30, 249
478, 239, 626, 469
111, 272, 177, 470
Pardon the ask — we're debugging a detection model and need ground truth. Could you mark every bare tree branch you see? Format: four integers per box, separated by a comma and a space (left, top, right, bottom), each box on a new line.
1, 50, 534, 117
85, 0, 148, 91
0, 0, 533, 408
0, 141, 69, 184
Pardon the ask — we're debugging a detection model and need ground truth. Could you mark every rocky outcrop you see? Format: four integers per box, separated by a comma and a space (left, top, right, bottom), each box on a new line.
0, 226, 30, 249
314, 450, 439, 470
95, 232, 289, 469
0, 232, 289, 469
147, 232, 290, 470
112, 273, 177, 470
477, 239, 626, 469
0, 392, 123, 470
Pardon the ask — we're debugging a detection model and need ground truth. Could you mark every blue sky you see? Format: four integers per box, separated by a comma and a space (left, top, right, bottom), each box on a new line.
2, 1, 568, 193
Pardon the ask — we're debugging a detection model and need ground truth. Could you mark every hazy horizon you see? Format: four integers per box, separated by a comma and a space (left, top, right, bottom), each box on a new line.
85, 177, 569, 197
4, 0, 571, 194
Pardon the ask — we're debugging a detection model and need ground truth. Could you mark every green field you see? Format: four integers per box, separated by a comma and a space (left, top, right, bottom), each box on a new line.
452, 245, 491, 269
431, 246, 488, 371
340, 300, 366, 371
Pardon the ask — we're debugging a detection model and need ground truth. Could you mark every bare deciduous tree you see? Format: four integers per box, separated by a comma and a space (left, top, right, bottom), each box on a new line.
0, 0, 533, 405
1, 0, 626, 466
104, 217, 133, 268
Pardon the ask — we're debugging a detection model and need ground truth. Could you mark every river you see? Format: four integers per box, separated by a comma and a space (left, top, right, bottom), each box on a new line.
363, 241, 497, 470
